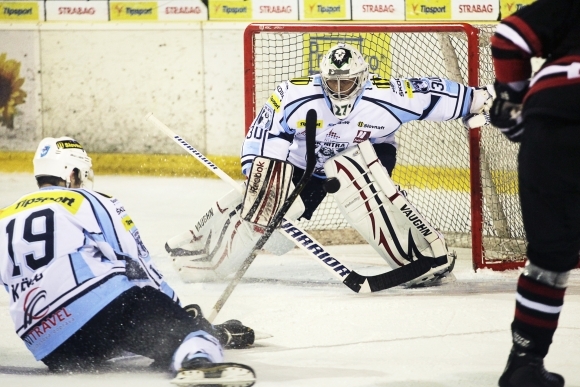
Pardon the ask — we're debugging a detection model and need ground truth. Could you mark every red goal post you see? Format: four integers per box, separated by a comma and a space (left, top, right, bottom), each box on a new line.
243, 23, 526, 271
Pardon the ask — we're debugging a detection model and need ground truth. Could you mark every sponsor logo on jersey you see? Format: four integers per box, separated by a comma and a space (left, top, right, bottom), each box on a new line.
315, 142, 348, 175
56, 140, 84, 150
23, 307, 73, 344
0, 2, 40, 20
122, 215, 135, 231
268, 94, 281, 112
353, 130, 371, 143
357, 121, 385, 130
276, 85, 285, 99
327, 120, 350, 127
22, 287, 50, 329
325, 130, 340, 140
10, 274, 43, 302
2, 191, 83, 219
400, 204, 433, 237
110, 2, 157, 20
296, 119, 323, 129
392, 78, 405, 96
404, 80, 414, 97
280, 222, 351, 276
409, 78, 430, 92
131, 229, 149, 258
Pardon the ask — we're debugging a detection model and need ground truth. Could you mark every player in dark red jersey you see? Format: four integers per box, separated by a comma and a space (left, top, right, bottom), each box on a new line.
490, 1, 580, 386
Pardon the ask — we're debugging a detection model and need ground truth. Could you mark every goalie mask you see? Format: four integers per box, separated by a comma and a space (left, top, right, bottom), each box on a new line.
320, 43, 369, 120
33, 136, 94, 188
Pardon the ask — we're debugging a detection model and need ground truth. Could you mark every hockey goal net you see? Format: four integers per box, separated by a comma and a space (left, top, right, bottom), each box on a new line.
243, 23, 525, 271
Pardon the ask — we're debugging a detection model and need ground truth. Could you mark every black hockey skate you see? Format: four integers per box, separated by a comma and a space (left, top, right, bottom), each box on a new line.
215, 320, 255, 349
498, 348, 564, 387
171, 357, 256, 387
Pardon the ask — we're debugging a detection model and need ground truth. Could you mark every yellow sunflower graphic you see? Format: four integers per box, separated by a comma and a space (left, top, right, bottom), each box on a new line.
0, 53, 27, 129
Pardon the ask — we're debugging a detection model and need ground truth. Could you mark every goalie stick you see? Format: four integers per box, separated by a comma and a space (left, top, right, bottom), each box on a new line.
206, 109, 317, 322
145, 113, 434, 294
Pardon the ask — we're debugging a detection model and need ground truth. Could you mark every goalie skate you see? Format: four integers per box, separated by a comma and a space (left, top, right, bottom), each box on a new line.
171, 358, 256, 387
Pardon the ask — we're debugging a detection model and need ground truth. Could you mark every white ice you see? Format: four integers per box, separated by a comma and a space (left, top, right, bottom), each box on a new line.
1, 173, 579, 387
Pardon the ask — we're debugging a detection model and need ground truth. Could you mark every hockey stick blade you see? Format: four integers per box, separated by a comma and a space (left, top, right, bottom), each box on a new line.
343, 258, 432, 293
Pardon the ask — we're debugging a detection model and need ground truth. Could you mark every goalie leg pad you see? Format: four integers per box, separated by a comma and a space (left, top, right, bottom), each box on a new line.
168, 188, 261, 283
324, 140, 454, 285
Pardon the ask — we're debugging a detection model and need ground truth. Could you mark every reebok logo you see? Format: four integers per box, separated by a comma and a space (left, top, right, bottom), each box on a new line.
249, 161, 266, 194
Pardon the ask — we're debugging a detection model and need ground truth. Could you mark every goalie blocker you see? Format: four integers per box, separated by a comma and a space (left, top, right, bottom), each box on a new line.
323, 140, 455, 287
166, 157, 303, 282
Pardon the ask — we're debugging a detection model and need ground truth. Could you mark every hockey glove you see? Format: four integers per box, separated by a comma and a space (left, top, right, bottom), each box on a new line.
489, 80, 528, 142
462, 85, 495, 129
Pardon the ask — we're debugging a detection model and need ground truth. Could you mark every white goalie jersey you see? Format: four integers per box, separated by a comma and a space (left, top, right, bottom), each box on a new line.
0, 187, 178, 360
242, 74, 475, 178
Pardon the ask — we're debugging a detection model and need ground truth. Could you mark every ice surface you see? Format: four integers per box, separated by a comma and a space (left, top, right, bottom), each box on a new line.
1, 173, 579, 387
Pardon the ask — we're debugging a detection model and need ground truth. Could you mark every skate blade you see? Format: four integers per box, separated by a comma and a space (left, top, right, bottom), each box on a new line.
171, 363, 256, 387
406, 272, 457, 288
254, 330, 273, 341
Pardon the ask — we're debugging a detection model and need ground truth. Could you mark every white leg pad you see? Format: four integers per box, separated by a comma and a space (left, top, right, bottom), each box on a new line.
324, 141, 454, 285
168, 186, 295, 282
169, 187, 259, 282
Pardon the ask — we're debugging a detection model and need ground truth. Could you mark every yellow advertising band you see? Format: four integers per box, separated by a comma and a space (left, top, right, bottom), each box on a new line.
0, 151, 517, 194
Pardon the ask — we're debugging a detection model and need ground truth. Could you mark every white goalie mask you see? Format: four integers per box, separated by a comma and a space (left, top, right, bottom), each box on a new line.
320, 43, 369, 120
33, 136, 94, 188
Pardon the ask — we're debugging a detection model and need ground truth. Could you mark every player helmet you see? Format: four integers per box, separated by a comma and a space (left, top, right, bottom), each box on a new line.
33, 136, 94, 188
320, 43, 369, 119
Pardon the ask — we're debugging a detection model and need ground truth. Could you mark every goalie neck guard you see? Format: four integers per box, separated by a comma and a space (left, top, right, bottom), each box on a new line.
320, 43, 369, 120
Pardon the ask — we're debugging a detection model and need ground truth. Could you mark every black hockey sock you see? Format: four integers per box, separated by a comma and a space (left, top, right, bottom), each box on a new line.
510, 274, 566, 357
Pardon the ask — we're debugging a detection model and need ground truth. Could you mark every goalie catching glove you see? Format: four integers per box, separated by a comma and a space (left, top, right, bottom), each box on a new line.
462, 84, 496, 129
165, 157, 303, 282
324, 140, 456, 287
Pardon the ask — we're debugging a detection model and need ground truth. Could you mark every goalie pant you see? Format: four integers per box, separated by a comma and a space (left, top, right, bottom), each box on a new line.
323, 140, 454, 286
167, 185, 299, 283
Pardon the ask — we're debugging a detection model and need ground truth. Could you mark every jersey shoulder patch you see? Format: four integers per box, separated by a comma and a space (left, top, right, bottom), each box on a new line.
289, 76, 313, 86
370, 75, 391, 89
0, 190, 85, 219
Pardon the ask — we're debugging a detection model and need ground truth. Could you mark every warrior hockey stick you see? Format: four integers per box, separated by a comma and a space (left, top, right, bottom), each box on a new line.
145, 113, 433, 294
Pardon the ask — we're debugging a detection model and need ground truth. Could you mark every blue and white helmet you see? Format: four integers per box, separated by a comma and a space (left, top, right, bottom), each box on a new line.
33, 136, 94, 188
320, 43, 369, 119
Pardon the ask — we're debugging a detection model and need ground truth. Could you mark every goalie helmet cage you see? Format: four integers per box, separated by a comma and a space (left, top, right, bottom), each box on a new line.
243, 23, 525, 272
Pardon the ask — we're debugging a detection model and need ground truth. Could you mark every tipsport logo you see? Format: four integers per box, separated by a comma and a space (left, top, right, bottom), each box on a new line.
0, 2, 39, 20
211, 1, 251, 19
303, 0, 347, 19
110, 2, 157, 20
